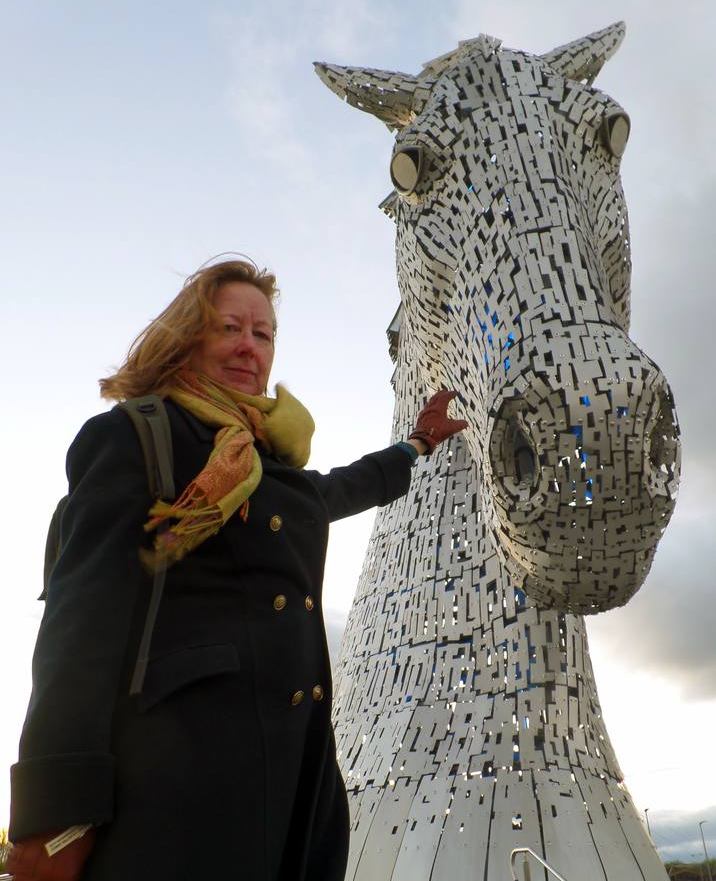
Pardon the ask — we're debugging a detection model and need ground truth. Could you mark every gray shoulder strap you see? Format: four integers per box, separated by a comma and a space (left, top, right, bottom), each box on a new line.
118, 395, 176, 697
118, 396, 175, 501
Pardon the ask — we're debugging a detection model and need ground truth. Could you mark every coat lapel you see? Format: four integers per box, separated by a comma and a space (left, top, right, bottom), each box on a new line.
168, 400, 216, 445
168, 399, 298, 475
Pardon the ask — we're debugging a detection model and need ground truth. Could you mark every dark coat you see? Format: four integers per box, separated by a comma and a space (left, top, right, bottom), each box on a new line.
10, 400, 413, 881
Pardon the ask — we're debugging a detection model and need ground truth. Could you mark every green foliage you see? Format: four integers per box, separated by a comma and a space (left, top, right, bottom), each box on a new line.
664, 858, 716, 880
0, 828, 9, 873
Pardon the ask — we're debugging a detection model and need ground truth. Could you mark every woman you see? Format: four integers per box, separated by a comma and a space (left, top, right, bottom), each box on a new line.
8, 258, 466, 881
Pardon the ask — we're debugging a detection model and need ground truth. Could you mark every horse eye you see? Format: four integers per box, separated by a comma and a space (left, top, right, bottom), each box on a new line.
390, 146, 425, 195
600, 111, 630, 158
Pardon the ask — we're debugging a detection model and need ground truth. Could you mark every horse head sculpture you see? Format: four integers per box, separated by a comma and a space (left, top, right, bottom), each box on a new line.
316, 22, 680, 614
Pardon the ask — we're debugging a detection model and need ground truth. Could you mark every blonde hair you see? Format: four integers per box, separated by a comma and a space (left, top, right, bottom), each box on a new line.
100, 258, 279, 402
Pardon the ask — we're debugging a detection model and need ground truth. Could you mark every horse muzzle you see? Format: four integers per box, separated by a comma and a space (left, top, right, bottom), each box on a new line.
481, 326, 681, 613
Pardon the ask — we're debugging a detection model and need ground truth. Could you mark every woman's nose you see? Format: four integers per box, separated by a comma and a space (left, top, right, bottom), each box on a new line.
231, 328, 257, 354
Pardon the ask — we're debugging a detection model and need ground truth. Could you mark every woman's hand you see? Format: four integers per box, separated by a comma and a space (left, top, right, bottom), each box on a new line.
7, 828, 96, 881
409, 390, 468, 454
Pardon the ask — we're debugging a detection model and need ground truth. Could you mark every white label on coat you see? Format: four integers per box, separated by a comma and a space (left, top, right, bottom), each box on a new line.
44, 824, 93, 856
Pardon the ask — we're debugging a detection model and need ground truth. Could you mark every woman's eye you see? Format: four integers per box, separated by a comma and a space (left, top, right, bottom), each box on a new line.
221, 323, 272, 342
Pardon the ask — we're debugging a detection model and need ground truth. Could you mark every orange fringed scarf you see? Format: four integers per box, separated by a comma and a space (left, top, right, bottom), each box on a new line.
143, 371, 314, 568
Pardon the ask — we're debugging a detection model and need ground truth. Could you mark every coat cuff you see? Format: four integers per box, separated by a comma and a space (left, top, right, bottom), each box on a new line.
10, 753, 114, 841
364, 445, 414, 506
394, 441, 419, 462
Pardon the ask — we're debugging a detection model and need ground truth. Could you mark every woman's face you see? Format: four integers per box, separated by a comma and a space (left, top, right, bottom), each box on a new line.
191, 281, 275, 395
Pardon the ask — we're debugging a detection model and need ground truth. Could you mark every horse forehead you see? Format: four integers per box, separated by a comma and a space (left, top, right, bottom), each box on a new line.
422, 47, 588, 125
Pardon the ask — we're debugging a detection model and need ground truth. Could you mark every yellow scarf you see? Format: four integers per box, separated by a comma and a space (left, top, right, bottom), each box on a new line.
143, 372, 315, 568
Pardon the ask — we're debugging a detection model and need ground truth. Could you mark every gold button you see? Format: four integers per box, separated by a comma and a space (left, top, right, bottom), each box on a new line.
273, 594, 287, 611
312, 685, 324, 702
291, 690, 304, 706
304, 595, 315, 611
269, 514, 283, 532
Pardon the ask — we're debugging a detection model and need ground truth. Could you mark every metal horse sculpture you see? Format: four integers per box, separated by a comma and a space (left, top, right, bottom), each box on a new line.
316, 22, 681, 881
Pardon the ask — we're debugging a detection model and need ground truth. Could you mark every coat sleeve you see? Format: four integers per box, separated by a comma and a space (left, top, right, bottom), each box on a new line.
303, 445, 413, 523
10, 408, 152, 841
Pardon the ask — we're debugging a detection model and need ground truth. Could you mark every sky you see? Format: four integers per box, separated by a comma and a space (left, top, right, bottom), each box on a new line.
1, 0, 714, 865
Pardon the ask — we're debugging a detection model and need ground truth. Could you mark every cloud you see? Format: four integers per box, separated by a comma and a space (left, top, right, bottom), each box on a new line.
648, 804, 716, 864
630, 180, 716, 500
313, 0, 398, 60
209, 4, 315, 176
209, 0, 399, 178
588, 512, 716, 700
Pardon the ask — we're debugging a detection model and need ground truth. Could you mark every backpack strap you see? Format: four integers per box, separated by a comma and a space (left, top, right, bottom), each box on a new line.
40, 396, 175, 602
117, 396, 178, 697
118, 395, 175, 502
129, 561, 168, 696
43, 397, 177, 696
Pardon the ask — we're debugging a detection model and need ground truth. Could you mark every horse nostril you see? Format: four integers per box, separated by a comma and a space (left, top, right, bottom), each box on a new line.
489, 404, 540, 499
514, 441, 536, 484
647, 390, 680, 478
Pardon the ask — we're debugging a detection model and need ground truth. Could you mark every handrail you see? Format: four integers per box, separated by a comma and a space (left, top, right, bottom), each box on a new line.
510, 846, 569, 881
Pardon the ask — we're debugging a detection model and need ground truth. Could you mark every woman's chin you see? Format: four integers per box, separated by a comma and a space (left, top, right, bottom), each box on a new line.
226, 383, 258, 395
211, 368, 258, 395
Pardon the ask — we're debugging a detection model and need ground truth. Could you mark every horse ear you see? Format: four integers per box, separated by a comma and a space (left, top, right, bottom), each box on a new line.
540, 21, 625, 85
314, 62, 433, 130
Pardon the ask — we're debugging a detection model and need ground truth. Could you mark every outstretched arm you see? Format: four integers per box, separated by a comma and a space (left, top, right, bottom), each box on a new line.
304, 390, 467, 521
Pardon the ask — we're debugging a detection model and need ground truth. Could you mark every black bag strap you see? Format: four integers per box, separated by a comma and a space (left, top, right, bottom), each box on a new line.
116, 396, 176, 697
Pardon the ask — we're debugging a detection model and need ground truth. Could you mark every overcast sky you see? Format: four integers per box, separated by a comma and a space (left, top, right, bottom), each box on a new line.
1, 0, 714, 864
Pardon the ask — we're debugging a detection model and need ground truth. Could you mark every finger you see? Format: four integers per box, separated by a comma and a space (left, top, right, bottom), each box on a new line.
433, 389, 459, 402
432, 390, 461, 413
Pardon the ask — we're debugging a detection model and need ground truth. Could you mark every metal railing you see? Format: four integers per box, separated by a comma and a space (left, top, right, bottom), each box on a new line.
510, 846, 569, 881
0, 847, 575, 881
